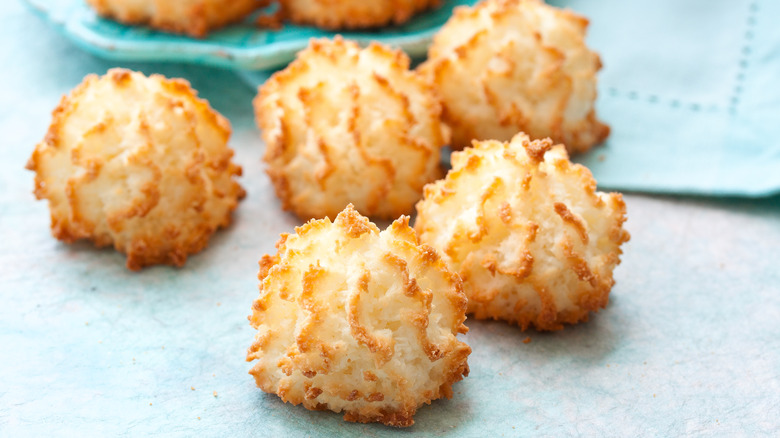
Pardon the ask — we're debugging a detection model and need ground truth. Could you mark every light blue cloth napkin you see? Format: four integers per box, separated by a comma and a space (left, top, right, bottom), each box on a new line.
242, 0, 780, 197
556, 0, 780, 197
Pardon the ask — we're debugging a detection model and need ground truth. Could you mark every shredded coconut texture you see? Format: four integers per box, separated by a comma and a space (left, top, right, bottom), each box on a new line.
415, 133, 629, 330
279, 0, 441, 29
27, 69, 245, 270
256, 37, 446, 220
85, 0, 263, 37
247, 205, 471, 427
420, 0, 609, 153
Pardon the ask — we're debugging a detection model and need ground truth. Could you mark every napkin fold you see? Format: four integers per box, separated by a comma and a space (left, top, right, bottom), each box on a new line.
558, 0, 780, 197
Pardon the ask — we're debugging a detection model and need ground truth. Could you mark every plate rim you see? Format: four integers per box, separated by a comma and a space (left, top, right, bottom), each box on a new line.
23, 0, 471, 71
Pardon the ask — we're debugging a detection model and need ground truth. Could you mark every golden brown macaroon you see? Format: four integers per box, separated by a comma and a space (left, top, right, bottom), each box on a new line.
86, 0, 264, 37
414, 133, 629, 330
26, 69, 245, 270
255, 37, 446, 220
280, 0, 440, 29
419, 0, 609, 153
247, 205, 471, 427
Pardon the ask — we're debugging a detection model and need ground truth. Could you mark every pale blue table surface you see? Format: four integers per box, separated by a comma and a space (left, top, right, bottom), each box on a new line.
1, 1, 779, 436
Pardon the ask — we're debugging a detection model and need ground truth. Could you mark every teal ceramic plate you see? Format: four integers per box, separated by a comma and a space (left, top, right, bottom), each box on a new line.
24, 0, 477, 71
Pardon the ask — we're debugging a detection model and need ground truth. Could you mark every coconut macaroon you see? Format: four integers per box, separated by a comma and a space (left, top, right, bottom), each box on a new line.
247, 205, 470, 427
420, 0, 609, 153
280, 0, 440, 29
26, 69, 245, 270
255, 37, 446, 220
85, 0, 263, 37
414, 133, 629, 330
